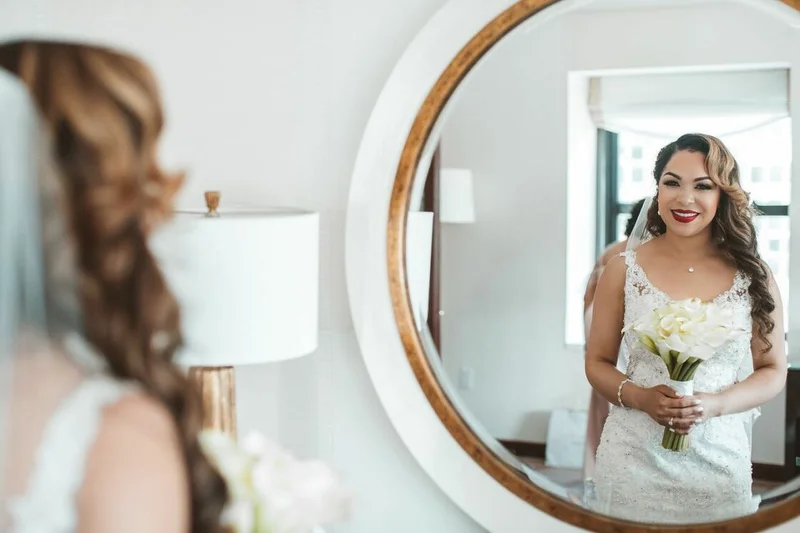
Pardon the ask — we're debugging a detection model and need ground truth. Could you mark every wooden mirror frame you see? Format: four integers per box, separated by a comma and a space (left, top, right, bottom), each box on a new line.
386, 0, 800, 531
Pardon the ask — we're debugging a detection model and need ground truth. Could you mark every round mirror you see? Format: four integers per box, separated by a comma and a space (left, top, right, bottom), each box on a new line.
376, 0, 800, 531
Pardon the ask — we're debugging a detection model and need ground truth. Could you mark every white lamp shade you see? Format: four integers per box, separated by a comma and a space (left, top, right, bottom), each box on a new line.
151, 208, 320, 367
406, 212, 434, 326
440, 168, 476, 224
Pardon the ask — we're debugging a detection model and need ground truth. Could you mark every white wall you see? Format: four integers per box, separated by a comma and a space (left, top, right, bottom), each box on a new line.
438, 1, 800, 466
0, 1, 486, 532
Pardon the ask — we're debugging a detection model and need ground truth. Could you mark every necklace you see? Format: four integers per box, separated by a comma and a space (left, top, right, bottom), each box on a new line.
688, 266, 695, 273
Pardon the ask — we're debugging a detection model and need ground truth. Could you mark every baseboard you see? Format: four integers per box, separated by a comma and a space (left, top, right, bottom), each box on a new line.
752, 462, 791, 483
498, 439, 788, 483
498, 439, 546, 459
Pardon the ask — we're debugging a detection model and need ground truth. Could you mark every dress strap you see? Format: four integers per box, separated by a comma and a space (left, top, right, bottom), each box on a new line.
618, 250, 636, 267
8, 377, 135, 533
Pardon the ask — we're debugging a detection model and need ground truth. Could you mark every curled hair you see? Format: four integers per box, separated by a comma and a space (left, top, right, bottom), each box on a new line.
0, 41, 228, 531
647, 133, 775, 353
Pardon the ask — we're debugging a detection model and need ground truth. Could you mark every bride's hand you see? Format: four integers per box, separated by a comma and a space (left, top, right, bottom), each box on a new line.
633, 384, 705, 434
691, 391, 723, 422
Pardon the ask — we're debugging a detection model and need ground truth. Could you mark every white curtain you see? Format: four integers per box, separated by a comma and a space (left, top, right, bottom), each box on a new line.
588, 68, 790, 139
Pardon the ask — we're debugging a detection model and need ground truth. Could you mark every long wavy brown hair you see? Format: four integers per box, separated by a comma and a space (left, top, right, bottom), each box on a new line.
647, 133, 775, 353
0, 40, 229, 531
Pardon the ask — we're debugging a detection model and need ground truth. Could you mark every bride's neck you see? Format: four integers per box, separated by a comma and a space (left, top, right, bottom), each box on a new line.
660, 229, 715, 259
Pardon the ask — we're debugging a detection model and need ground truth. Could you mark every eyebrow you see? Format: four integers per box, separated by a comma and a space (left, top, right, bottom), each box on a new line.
663, 171, 711, 182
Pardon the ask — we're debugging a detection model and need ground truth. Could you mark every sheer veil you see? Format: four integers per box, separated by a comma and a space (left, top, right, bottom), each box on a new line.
0, 66, 93, 527
625, 195, 655, 254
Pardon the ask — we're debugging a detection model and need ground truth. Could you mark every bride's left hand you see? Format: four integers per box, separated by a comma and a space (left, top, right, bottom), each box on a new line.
686, 392, 723, 427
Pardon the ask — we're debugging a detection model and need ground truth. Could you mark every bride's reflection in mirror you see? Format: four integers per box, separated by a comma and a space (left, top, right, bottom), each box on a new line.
405, 0, 800, 524
585, 133, 786, 524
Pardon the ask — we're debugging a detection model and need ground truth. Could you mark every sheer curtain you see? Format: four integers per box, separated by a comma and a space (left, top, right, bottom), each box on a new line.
588, 68, 790, 139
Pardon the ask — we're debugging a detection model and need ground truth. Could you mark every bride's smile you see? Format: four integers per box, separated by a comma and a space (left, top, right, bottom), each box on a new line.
671, 209, 699, 223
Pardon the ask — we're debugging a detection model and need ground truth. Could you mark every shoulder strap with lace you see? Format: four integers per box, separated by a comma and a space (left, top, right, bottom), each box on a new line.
618, 250, 635, 266
8, 377, 136, 533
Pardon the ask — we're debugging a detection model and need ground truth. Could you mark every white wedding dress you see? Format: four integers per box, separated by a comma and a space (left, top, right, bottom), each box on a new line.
591, 251, 760, 524
2, 336, 136, 533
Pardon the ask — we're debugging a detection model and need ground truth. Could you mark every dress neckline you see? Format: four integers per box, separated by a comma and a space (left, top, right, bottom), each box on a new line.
628, 250, 743, 304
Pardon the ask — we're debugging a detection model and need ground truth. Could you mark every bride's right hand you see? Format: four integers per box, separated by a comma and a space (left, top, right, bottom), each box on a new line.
632, 384, 704, 434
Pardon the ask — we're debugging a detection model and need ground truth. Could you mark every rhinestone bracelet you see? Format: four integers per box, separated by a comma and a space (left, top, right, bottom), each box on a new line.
617, 377, 632, 408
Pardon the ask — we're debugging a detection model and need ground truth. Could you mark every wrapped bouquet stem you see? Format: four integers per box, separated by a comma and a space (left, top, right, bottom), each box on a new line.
625, 297, 746, 451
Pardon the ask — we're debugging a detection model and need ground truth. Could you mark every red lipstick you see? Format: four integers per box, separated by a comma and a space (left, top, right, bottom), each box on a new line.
671, 209, 699, 223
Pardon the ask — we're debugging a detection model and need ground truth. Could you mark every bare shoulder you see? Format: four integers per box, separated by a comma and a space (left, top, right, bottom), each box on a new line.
599, 239, 627, 266
78, 392, 189, 533
597, 252, 627, 294
763, 262, 780, 289
603, 251, 628, 277
761, 262, 784, 307
632, 237, 661, 257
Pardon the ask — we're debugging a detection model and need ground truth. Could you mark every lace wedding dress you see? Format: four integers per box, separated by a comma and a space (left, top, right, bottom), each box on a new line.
590, 251, 760, 524
2, 336, 136, 533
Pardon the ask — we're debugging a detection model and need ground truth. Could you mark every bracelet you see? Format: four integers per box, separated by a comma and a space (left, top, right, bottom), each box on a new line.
617, 377, 632, 408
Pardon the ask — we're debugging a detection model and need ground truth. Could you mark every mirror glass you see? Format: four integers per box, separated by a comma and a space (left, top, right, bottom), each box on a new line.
406, 0, 800, 525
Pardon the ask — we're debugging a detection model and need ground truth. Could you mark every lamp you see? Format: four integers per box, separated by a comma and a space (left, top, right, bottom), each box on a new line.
152, 192, 320, 437
439, 168, 476, 224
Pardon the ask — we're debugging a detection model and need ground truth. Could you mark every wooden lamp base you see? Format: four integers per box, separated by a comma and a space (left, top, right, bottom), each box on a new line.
188, 366, 237, 438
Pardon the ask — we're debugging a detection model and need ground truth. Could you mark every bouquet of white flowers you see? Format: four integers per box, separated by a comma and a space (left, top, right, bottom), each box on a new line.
199, 430, 353, 533
625, 297, 746, 451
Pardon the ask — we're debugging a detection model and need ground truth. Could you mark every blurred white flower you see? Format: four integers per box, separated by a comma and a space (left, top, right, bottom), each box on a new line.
198, 431, 254, 500
199, 430, 353, 533
222, 500, 255, 532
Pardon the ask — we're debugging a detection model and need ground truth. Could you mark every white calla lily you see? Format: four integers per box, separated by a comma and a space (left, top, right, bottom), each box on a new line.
199, 429, 353, 533
664, 333, 689, 353
625, 297, 746, 452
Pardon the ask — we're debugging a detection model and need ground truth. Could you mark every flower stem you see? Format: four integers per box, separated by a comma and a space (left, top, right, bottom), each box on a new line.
661, 429, 672, 448
669, 352, 679, 378
677, 359, 702, 382
661, 427, 687, 451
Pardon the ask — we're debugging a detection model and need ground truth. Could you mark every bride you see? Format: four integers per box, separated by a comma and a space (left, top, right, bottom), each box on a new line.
585, 133, 787, 523
0, 41, 228, 531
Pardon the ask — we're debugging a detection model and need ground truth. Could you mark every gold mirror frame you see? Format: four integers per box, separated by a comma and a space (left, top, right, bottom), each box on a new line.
387, 0, 800, 531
